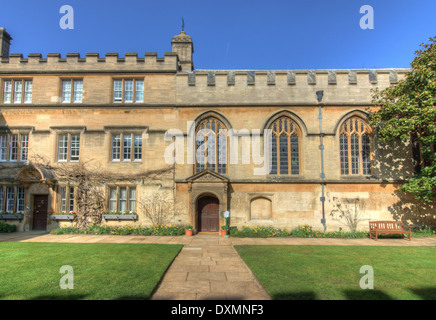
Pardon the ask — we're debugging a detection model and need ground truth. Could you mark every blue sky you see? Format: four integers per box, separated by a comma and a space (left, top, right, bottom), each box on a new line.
0, 0, 435, 70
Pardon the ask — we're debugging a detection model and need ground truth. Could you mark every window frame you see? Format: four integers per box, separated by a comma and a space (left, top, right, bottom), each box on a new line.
112, 79, 144, 103
57, 133, 81, 162
111, 133, 142, 162
0, 132, 29, 163
2, 79, 33, 104
339, 116, 373, 176
107, 186, 136, 213
195, 117, 228, 174
58, 185, 76, 213
0, 186, 25, 213
268, 116, 302, 176
61, 79, 83, 104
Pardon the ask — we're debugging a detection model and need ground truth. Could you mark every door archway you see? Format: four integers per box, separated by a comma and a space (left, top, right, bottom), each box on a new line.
197, 195, 220, 232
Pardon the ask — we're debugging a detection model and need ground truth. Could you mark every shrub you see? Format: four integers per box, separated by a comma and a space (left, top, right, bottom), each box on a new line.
229, 226, 291, 238
0, 221, 17, 233
291, 225, 368, 238
153, 224, 185, 236
50, 224, 184, 236
411, 226, 436, 237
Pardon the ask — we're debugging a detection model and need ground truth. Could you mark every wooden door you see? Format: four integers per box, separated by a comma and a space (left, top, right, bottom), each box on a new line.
198, 196, 219, 232
33, 195, 48, 230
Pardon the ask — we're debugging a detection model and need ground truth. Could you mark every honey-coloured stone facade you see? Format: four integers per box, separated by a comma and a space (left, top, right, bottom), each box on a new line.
0, 28, 420, 233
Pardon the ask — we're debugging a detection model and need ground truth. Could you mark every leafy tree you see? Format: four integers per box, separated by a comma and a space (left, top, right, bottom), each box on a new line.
369, 36, 436, 203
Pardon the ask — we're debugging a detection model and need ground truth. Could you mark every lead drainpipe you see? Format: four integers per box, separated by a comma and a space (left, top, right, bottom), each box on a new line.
316, 90, 327, 233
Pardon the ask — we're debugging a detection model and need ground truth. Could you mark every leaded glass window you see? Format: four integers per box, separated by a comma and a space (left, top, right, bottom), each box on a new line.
269, 117, 301, 175
339, 117, 373, 175
195, 117, 227, 174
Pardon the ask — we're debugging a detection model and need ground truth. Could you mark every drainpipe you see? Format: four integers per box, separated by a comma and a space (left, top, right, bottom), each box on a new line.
316, 90, 327, 233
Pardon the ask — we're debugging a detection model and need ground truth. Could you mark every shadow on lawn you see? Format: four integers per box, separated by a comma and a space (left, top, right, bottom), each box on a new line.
29, 294, 89, 300
28, 294, 149, 300
274, 290, 393, 300
342, 290, 393, 300
408, 287, 436, 300
273, 292, 318, 300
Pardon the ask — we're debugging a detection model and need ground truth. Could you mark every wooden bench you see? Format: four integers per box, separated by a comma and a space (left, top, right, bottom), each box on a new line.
369, 221, 412, 241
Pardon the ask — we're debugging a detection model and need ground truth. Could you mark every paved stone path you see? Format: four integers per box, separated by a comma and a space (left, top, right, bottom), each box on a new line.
1, 231, 436, 300
149, 235, 271, 300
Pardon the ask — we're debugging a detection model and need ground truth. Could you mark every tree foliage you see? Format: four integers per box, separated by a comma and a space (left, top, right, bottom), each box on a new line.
369, 36, 436, 202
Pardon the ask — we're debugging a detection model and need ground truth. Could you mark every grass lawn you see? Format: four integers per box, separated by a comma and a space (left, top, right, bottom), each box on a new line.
0, 242, 182, 300
235, 245, 436, 300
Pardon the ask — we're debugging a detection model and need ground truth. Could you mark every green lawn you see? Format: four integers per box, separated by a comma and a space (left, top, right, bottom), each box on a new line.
0, 242, 182, 300
235, 245, 436, 300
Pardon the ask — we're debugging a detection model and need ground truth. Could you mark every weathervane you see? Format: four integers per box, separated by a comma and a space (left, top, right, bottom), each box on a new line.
181, 17, 185, 32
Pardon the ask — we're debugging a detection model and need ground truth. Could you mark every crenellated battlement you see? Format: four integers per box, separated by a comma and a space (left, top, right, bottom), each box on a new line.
179, 68, 409, 87
0, 52, 179, 73
175, 68, 410, 106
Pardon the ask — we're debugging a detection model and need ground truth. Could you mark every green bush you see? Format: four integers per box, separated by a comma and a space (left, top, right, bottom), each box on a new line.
0, 221, 17, 233
50, 224, 183, 236
291, 225, 368, 238
229, 226, 291, 238
152, 224, 185, 236
411, 226, 436, 237
228, 225, 370, 239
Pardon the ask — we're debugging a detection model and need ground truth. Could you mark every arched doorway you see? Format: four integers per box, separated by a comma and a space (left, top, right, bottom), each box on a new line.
197, 195, 220, 232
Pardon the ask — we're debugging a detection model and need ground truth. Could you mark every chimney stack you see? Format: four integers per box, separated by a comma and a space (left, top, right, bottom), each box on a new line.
0, 27, 12, 59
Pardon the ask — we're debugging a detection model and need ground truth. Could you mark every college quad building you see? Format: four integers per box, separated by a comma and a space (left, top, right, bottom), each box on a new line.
0, 27, 419, 233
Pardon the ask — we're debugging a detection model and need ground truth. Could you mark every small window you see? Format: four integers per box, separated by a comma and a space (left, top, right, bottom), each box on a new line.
62, 80, 83, 103
0, 133, 29, 163
16, 187, 25, 213
123, 135, 131, 161
3, 81, 12, 103
20, 135, 29, 161
107, 186, 136, 213
112, 135, 121, 161
0, 186, 25, 213
24, 81, 33, 103
58, 133, 80, 162
59, 186, 75, 213
68, 187, 75, 212
60, 187, 66, 212
70, 135, 80, 161
9, 135, 18, 161
14, 81, 22, 103
113, 79, 144, 103
3, 80, 32, 104
111, 133, 142, 162
5, 187, 14, 212
133, 135, 142, 161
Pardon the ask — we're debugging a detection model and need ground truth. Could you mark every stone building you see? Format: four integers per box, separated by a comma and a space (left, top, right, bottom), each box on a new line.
0, 27, 416, 233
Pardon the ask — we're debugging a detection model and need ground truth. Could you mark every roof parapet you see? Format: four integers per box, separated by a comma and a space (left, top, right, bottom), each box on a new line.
180, 69, 409, 87
0, 52, 179, 73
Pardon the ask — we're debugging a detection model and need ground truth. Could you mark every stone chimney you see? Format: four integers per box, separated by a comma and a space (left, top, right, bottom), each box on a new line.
171, 30, 194, 71
0, 27, 12, 59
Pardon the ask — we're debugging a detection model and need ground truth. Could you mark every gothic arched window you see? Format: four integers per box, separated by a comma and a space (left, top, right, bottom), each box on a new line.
269, 117, 301, 175
339, 117, 373, 175
195, 117, 227, 174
